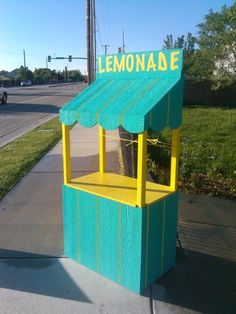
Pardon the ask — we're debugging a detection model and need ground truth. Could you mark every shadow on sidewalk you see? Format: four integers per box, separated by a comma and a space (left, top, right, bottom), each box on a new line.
0, 249, 91, 303
0, 103, 59, 114
149, 248, 236, 314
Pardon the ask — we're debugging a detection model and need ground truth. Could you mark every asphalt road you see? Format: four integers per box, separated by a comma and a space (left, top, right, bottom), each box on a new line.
0, 82, 86, 148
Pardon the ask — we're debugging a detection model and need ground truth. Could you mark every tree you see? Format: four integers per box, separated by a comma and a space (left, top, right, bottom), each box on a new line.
68, 69, 84, 81
33, 68, 58, 83
192, 3, 236, 88
175, 35, 185, 49
162, 33, 197, 78
162, 34, 174, 49
16, 66, 33, 81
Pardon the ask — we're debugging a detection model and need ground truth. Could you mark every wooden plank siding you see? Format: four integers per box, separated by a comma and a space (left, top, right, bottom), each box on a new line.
62, 185, 178, 293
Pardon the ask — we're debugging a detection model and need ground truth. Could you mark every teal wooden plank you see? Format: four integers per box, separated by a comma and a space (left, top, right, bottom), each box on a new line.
61, 79, 105, 112
162, 193, 178, 273
140, 201, 165, 292
98, 79, 150, 130
120, 204, 143, 293
146, 201, 164, 288
77, 79, 129, 128
62, 185, 79, 262
122, 79, 178, 133
124, 79, 174, 116
140, 206, 148, 292
59, 79, 106, 125
79, 191, 97, 271
99, 198, 119, 282
149, 93, 168, 131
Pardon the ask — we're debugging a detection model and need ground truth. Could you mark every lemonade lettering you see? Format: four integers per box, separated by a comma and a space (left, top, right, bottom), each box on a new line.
98, 51, 180, 74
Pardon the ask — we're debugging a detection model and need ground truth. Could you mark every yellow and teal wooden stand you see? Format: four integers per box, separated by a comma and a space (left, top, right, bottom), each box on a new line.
60, 49, 184, 293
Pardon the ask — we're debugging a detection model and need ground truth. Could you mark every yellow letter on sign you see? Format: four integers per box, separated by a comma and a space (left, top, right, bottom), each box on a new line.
158, 52, 167, 71
126, 54, 135, 72
98, 57, 105, 73
106, 56, 113, 72
170, 51, 180, 70
136, 54, 145, 72
114, 55, 125, 72
147, 53, 157, 71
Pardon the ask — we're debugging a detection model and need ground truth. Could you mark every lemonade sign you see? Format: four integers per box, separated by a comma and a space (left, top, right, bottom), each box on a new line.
97, 49, 182, 78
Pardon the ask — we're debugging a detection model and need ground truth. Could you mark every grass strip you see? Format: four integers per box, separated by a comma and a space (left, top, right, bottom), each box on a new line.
148, 106, 236, 199
0, 117, 62, 200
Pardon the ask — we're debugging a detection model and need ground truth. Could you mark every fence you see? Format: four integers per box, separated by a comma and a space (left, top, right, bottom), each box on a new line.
184, 80, 236, 107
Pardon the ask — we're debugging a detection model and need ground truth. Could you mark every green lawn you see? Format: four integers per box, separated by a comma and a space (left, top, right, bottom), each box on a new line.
148, 106, 236, 199
0, 117, 62, 200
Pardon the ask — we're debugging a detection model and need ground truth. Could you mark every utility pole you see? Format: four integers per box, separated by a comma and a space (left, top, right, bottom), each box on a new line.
86, 0, 96, 85
46, 56, 49, 84
86, 0, 91, 84
90, 0, 94, 82
23, 49, 27, 80
102, 44, 110, 55
118, 30, 125, 54
65, 66, 68, 82
92, 0, 96, 77
122, 29, 125, 53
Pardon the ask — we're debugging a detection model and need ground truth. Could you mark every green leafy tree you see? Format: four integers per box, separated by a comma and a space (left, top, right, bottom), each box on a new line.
162, 33, 197, 78
16, 66, 33, 81
182, 33, 197, 76
68, 69, 84, 81
175, 35, 185, 49
191, 3, 236, 88
33, 68, 58, 83
162, 34, 174, 49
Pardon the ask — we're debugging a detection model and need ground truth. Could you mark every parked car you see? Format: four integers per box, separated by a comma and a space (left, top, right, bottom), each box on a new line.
21, 80, 32, 86
0, 84, 7, 104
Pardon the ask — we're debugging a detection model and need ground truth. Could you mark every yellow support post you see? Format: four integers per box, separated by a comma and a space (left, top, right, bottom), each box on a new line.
170, 128, 180, 191
99, 126, 106, 173
137, 131, 147, 207
62, 124, 71, 184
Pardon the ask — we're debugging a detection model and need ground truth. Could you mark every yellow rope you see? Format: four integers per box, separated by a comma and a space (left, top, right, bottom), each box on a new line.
104, 134, 172, 148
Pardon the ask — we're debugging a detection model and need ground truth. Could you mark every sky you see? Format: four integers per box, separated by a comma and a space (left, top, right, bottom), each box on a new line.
1, 0, 234, 73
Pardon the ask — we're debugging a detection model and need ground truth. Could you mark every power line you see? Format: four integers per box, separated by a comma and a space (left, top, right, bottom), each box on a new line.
96, 20, 104, 53
99, 0, 110, 45
96, 40, 100, 57
100, 0, 107, 43
106, 0, 111, 44
0, 49, 22, 55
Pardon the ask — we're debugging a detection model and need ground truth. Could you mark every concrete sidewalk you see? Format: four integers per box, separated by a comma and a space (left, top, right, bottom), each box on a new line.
0, 124, 235, 313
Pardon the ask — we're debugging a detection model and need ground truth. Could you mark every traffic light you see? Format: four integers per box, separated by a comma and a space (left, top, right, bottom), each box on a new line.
48, 55, 51, 62
69, 55, 72, 62
118, 47, 122, 54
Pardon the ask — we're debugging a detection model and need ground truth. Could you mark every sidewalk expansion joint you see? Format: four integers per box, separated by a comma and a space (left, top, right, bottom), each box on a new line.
0, 256, 67, 261
178, 219, 236, 230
